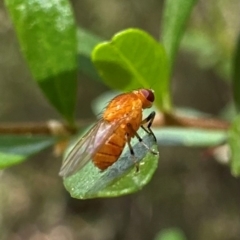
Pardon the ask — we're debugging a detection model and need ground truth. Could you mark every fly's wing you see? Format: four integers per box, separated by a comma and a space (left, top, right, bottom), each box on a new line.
59, 119, 121, 177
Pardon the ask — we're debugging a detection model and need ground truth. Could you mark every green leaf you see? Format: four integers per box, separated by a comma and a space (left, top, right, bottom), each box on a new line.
0, 135, 56, 169
228, 115, 240, 176
63, 130, 159, 199
233, 34, 240, 112
161, 0, 198, 69
92, 28, 171, 111
154, 128, 227, 147
77, 28, 103, 81
154, 228, 187, 240
5, 0, 78, 124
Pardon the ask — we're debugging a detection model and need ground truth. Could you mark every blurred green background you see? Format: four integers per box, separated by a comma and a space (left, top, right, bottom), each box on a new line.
0, 0, 240, 240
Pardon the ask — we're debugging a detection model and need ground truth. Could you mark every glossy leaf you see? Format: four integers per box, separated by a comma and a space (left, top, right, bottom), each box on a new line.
92, 28, 171, 111
5, 0, 78, 124
77, 28, 103, 81
0, 135, 56, 169
233, 34, 240, 112
154, 128, 227, 147
63, 130, 159, 199
228, 115, 240, 176
162, 0, 197, 69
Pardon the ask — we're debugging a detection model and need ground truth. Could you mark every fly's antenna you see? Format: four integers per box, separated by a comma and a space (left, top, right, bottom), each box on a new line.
149, 81, 158, 90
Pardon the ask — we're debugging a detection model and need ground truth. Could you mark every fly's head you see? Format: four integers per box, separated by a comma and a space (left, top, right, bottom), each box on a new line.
134, 89, 155, 109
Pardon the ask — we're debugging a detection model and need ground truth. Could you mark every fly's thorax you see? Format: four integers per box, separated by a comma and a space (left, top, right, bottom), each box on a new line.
103, 91, 144, 138
103, 92, 142, 122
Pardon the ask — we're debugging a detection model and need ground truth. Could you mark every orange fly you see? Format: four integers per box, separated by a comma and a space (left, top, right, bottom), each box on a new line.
59, 88, 158, 177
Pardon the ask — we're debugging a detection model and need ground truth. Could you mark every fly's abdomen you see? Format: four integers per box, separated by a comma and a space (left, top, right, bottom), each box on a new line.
93, 128, 126, 170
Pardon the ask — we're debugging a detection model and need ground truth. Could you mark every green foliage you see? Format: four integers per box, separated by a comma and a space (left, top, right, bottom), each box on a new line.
154, 128, 226, 147
180, 1, 237, 81
228, 115, 240, 176
233, 34, 240, 112
229, 34, 240, 177
0, 135, 55, 169
161, 0, 198, 70
181, 30, 222, 69
63, 132, 158, 199
92, 29, 171, 111
154, 228, 187, 240
5, 0, 78, 124
181, 30, 232, 80
2, 0, 240, 201
77, 28, 103, 81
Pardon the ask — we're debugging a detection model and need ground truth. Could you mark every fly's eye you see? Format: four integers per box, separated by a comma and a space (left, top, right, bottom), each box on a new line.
140, 89, 155, 102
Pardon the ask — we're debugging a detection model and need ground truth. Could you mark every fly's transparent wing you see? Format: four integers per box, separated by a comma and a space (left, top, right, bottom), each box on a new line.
59, 119, 121, 177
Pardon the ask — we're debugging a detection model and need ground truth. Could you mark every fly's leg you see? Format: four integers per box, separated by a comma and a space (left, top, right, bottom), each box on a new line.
126, 133, 139, 172
141, 111, 157, 142
127, 122, 158, 156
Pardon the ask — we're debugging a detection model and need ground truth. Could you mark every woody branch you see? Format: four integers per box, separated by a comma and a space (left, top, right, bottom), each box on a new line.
0, 113, 230, 136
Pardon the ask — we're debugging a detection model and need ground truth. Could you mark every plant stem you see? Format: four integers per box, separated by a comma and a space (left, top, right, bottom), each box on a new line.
154, 112, 230, 130
0, 114, 230, 136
